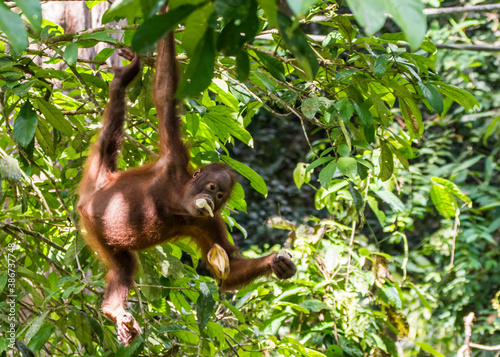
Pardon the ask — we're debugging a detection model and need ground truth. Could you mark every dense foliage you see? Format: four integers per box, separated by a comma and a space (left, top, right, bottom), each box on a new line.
0, 0, 498, 356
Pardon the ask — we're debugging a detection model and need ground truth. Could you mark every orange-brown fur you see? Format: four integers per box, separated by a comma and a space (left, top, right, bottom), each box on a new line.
77, 4, 296, 346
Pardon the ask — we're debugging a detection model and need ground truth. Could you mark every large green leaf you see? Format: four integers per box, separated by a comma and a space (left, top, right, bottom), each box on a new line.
293, 162, 311, 190
25, 311, 49, 344
203, 106, 252, 146
374, 188, 405, 213
196, 282, 215, 331
384, 0, 426, 50
255, 51, 286, 82
132, 5, 199, 53
14, 0, 42, 35
102, 0, 141, 23
63, 43, 79, 66
379, 142, 393, 181
276, 12, 319, 80
319, 161, 338, 188
0, 2, 28, 53
33, 98, 72, 136
431, 177, 472, 207
301, 96, 321, 119
221, 156, 268, 196
430, 185, 457, 219
346, 0, 386, 35
176, 28, 216, 97
400, 97, 423, 139
182, 2, 214, 57
434, 82, 479, 111
419, 82, 443, 115
337, 157, 357, 179
14, 101, 38, 148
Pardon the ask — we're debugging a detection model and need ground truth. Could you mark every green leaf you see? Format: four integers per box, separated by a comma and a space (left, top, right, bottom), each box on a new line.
71, 310, 92, 346
306, 156, 334, 173
434, 82, 479, 111
102, 0, 140, 23
374, 53, 390, 77
257, 0, 278, 27
384, 0, 426, 50
25, 311, 49, 344
345, 0, 386, 35
367, 196, 386, 226
177, 28, 216, 97
14, 102, 38, 148
300, 299, 330, 312
390, 144, 409, 170
430, 185, 457, 219
35, 121, 55, 157
63, 43, 79, 66
400, 97, 423, 139
374, 188, 405, 213
132, 5, 198, 53
14, 0, 42, 35
371, 91, 391, 126
335, 98, 354, 122
276, 12, 319, 80
379, 142, 393, 181
203, 106, 252, 145
337, 157, 357, 179
255, 51, 286, 81
287, 0, 317, 16
379, 286, 402, 309
182, 2, 214, 57
222, 156, 268, 196
0, 2, 28, 53
79, 32, 117, 44
33, 97, 72, 136
28, 323, 53, 352
349, 181, 364, 209
301, 96, 321, 119
353, 101, 373, 126
415, 343, 446, 357
419, 82, 443, 115
196, 282, 215, 331
94, 47, 114, 63
319, 161, 338, 188
12, 79, 37, 97
293, 162, 311, 190
431, 177, 472, 206
236, 50, 250, 81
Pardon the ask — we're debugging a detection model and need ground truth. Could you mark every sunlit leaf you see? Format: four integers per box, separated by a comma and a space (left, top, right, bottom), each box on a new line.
431, 177, 472, 207
384, 0, 426, 50
222, 156, 268, 196
0, 2, 28, 53
14, 0, 42, 35
374, 188, 405, 213
346, 0, 386, 35
293, 162, 311, 190
430, 185, 457, 219
33, 97, 72, 136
